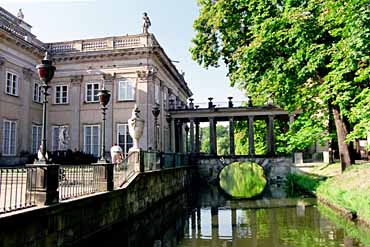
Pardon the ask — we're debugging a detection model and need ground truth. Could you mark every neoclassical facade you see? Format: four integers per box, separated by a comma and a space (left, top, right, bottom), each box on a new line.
0, 7, 192, 165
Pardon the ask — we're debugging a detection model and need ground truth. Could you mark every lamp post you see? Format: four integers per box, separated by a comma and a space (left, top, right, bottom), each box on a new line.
152, 103, 160, 151
97, 86, 111, 163
36, 52, 55, 163
184, 124, 189, 153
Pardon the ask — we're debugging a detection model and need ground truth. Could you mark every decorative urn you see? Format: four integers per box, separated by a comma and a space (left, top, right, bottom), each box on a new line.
128, 106, 145, 150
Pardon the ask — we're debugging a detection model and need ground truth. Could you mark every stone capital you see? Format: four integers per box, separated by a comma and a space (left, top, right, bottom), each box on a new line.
70, 75, 83, 84
22, 67, 33, 79
102, 73, 116, 81
136, 66, 157, 81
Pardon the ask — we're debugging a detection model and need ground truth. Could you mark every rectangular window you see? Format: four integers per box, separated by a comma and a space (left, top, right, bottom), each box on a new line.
117, 123, 133, 157
2, 120, 17, 156
55, 85, 68, 104
83, 125, 100, 157
85, 83, 100, 102
5, 71, 18, 96
32, 125, 42, 154
118, 80, 134, 101
33, 82, 42, 103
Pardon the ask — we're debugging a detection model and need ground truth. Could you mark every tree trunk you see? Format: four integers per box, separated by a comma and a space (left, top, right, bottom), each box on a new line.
332, 105, 353, 172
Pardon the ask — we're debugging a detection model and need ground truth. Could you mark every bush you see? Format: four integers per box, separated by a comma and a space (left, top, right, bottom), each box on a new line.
285, 173, 323, 197
50, 150, 98, 165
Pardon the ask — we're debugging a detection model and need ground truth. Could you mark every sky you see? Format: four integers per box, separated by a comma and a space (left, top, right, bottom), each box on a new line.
2, 0, 246, 105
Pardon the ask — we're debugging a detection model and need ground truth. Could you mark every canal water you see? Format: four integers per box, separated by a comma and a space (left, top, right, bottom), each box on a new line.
81, 185, 370, 247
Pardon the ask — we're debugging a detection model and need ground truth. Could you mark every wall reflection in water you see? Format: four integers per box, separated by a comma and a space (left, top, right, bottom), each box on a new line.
177, 205, 367, 247
79, 186, 369, 247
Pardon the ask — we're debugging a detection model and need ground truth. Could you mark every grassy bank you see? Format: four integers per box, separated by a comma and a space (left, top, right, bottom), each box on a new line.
287, 163, 370, 226
316, 164, 370, 225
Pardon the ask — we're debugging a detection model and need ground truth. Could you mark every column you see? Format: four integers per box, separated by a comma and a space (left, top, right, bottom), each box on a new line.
267, 115, 275, 155
195, 121, 200, 153
190, 119, 195, 153
229, 117, 235, 156
248, 116, 255, 155
209, 117, 217, 155
170, 118, 176, 152
176, 120, 182, 152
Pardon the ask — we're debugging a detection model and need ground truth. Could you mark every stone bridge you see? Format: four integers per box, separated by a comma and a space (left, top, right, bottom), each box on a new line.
194, 154, 292, 186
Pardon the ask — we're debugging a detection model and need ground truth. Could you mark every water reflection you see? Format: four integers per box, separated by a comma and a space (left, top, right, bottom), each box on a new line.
78, 185, 370, 247
178, 204, 368, 247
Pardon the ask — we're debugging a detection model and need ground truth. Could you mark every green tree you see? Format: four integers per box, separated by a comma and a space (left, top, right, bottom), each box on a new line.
191, 0, 370, 171
200, 125, 230, 155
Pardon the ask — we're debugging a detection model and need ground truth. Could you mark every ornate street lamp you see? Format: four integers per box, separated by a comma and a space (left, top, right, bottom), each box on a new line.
36, 52, 55, 163
97, 86, 111, 163
152, 103, 160, 151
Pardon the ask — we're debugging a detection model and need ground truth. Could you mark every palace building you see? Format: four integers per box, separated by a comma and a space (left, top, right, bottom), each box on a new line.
0, 7, 192, 165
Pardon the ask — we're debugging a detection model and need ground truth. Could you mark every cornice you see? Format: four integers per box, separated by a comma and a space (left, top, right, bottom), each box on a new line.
0, 29, 45, 57
52, 47, 154, 64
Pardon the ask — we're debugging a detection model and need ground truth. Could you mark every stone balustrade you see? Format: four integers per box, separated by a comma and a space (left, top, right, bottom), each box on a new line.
47, 34, 159, 54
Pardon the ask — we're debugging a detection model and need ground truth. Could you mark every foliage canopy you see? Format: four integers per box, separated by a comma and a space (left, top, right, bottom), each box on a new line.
191, 0, 370, 167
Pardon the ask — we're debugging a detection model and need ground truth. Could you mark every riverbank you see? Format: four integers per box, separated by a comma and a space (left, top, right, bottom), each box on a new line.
289, 163, 370, 227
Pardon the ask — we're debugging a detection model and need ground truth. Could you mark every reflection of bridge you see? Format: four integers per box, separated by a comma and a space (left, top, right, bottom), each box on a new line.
180, 198, 320, 247
168, 97, 290, 156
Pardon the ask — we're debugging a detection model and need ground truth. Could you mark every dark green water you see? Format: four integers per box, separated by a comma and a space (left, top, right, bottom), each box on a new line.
81, 186, 370, 247
177, 202, 369, 247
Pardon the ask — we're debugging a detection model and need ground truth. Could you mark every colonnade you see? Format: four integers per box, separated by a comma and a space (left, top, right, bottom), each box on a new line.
168, 115, 277, 156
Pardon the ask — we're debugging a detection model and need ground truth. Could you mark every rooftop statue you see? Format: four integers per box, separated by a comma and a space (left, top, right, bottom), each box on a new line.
142, 12, 151, 33
17, 9, 24, 20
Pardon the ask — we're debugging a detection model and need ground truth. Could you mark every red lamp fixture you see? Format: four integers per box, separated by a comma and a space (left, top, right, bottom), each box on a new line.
36, 52, 55, 84
97, 87, 111, 107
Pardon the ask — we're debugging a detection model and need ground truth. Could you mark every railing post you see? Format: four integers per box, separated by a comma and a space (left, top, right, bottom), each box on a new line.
26, 164, 59, 206
106, 163, 114, 191
128, 149, 144, 172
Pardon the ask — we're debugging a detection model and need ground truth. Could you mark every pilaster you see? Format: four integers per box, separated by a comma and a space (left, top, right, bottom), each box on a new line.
70, 75, 83, 151
22, 67, 33, 153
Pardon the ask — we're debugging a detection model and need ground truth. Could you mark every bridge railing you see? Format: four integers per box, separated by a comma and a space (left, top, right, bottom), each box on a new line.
0, 166, 37, 214
142, 151, 191, 171
113, 152, 136, 189
0, 150, 191, 214
59, 164, 107, 201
